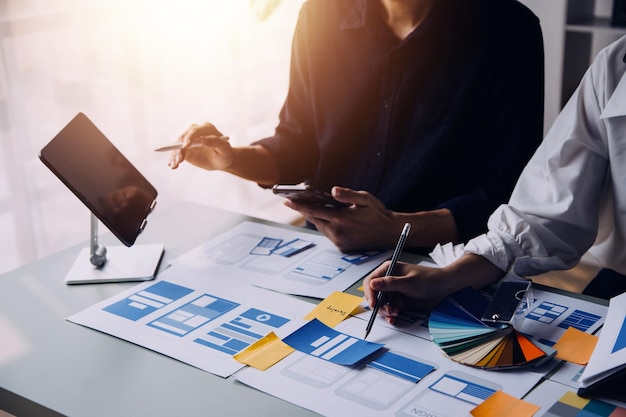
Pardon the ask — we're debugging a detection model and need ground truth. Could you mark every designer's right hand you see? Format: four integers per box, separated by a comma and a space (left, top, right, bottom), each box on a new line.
168, 122, 233, 171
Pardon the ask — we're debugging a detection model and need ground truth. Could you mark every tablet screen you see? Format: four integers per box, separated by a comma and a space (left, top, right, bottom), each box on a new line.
39, 112, 157, 246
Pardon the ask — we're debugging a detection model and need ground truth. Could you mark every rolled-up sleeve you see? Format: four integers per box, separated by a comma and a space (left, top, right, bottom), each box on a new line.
466, 53, 611, 276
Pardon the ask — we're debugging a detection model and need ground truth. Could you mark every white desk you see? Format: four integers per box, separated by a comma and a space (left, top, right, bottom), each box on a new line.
0, 201, 319, 417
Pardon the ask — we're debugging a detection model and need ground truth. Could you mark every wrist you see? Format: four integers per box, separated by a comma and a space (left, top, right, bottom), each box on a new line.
385, 211, 409, 248
226, 145, 279, 185
390, 209, 458, 249
442, 254, 504, 292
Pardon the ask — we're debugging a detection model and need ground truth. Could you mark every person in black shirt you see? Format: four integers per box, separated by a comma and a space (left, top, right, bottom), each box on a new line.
168, 0, 544, 254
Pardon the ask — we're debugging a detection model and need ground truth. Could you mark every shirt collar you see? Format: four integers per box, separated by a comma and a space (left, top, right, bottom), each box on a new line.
600, 69, 626, 119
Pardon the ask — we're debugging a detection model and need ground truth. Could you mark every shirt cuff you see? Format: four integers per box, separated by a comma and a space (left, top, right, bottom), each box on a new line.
464, 232, 511, 272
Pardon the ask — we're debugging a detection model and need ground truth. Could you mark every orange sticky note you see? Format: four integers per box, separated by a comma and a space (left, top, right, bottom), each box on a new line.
554, 326, 598, 365
233, 331, 295, 370
470, 391, 540, 417
304, 291, 363, 327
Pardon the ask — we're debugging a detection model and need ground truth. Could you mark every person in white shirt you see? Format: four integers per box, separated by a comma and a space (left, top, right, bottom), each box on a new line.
363, 35, 626, 322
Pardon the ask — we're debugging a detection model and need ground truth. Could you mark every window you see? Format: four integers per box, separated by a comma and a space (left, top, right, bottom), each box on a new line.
0, 0, 304, 274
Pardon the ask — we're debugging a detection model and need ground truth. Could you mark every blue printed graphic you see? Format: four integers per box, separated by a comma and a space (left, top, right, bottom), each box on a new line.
194, 308, 290, 355
103, 281, 194, 321
526, 301, 568, 324
294, 260, 345, 280
429, 374, 496, 405
273, 239, 315, 257
368, 352, 435, 383
558, 309, 602, 332
612, 316, 626, 354
341, 250, 383, 265
250, 237, 283, 255
147, 294, 239, 336
537, 338, 556, 347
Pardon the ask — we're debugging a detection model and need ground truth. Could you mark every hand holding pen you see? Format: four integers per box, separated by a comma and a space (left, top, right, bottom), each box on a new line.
166, 135, 232, 171
364, 222, 411, 339
155, 136, 230, 152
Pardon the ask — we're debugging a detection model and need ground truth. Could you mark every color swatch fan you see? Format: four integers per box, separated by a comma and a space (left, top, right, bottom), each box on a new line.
428, 287, 555, 369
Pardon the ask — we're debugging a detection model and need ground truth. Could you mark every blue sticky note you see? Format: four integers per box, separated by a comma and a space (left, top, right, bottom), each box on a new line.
283, 319, 383, 365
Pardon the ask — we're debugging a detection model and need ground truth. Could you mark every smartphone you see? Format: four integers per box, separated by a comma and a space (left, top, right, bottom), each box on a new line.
39, 112, 158, 247
272, 184, 350, 208
480, 280, 532, 324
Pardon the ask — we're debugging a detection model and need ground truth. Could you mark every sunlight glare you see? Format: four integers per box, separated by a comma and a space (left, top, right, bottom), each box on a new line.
132, 0, 252, 52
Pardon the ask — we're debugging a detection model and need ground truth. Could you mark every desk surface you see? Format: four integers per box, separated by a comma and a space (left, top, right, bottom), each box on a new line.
0, 201, 612, 417
0, 201, 320, 417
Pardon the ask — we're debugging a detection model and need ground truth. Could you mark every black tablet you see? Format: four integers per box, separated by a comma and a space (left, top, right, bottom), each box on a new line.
272, 184, 350, 208
39, 112, 157, 247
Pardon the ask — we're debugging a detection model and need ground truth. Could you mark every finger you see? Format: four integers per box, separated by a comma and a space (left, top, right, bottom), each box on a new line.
180, 125, 198, 147
380, 302, 399, 317
180, 123, 220, 147
168, 150, 182, 169
363, 284, 376, 309
284, 200, 335, 222
374, 275, 409, 294
331, 186, 370, 206
305, 216, 332, 239
363, 262, 391, 305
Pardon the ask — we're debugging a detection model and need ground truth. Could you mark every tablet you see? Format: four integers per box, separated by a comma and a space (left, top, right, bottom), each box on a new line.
272, 184, 350, 208
39, 113, 157, 247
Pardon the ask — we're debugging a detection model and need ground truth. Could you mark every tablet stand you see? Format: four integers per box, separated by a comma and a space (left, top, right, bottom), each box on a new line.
65, 213, 164, 284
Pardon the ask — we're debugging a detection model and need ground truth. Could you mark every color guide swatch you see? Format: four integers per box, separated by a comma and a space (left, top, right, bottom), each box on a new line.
543, 391, 626, 417
428, 287, 555, 369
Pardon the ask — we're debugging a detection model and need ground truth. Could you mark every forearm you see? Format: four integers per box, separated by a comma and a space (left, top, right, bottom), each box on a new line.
391, 208, 459, 249
435, 253, 506, 296
225, 145, 280, 186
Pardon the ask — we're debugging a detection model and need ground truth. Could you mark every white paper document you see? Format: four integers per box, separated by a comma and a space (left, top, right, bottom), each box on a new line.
67, 268, 312, 377
515, 287, 607, 346
168, 220, 390, 298
64, 218, 612, 415
236, 317, 546, 417
580, 291, 626, 389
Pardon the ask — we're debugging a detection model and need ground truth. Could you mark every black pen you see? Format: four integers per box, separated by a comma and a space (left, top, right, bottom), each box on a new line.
364, 222, 411, 340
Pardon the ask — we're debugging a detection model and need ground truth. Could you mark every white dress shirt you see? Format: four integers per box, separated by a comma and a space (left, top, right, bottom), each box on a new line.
466, 35, 626, 277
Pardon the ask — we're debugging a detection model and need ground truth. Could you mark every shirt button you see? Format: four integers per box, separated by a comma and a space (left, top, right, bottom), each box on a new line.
383, 99, 390, 108
376, 152, 382, 157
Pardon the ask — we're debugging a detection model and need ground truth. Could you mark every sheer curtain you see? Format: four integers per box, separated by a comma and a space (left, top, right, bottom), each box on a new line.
0, 0, 305, 275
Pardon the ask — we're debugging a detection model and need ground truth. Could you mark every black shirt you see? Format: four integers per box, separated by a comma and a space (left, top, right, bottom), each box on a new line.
257, 0, 544, 243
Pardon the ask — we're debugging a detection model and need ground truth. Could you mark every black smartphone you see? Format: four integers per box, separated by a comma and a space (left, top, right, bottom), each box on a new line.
39, 113, 158, 247
481, 280, 532, 324
272, 184, 350, 208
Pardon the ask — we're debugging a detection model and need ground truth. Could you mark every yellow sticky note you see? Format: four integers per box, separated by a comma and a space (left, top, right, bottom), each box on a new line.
554, 326, 598, 365
233, 331, 295, 371
304, 291, 364, 327
470, 391, 540, 417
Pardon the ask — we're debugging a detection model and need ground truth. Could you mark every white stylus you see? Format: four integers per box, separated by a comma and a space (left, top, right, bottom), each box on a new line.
154, 136, 229, 152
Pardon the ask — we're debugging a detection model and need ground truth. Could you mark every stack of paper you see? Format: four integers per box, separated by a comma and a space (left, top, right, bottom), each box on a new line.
428, 287, 555, 369
578, 291, 626, 399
